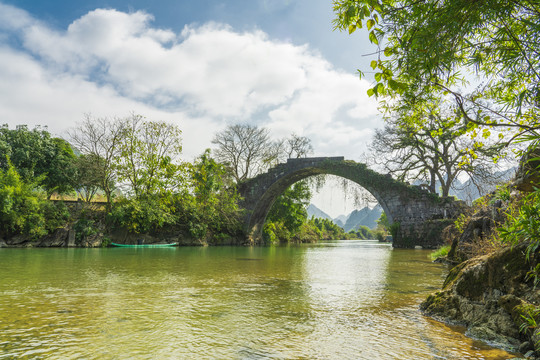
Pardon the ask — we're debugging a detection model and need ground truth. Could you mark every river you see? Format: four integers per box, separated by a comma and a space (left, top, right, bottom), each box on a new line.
0, 240, 517, 359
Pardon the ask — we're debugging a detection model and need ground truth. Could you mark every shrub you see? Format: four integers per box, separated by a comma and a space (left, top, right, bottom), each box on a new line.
499, 189, 540, 259
109, 195, 176, 234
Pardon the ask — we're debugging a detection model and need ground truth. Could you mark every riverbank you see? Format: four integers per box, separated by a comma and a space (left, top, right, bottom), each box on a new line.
0, 200, 361, 248
421, 183, 540, 359
421, 243, 539, 356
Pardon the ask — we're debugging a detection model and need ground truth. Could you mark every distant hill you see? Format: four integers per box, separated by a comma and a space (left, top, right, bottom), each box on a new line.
342, 205, 382, 231
334, 214, 348, 226
308, 203, 383, 231
306, 204, 333, 220
411, 167, 516, 203
450, 167, 516, 203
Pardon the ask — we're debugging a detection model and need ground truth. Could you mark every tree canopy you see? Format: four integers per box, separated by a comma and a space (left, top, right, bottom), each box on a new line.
371, 101, 501, 197
333, 0, 540, 146
0, 124, 77, 197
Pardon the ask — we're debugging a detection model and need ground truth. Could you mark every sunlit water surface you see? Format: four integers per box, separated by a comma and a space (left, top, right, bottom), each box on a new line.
0, 240, 517, 359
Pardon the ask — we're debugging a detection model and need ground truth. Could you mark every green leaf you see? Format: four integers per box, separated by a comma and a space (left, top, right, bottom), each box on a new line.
384, 47, 392, 57
374, 72, 382, 82
348, 24, 356, 34
370, 60, 378, 70
368, 31, 378, 45
388, 79, 399, 91
367, 88, 375, 97
367, 19, 375, 30
376, 82, 385, 94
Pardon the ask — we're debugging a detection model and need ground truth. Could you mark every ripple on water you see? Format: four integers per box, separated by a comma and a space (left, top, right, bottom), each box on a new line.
0, 242, 519, 359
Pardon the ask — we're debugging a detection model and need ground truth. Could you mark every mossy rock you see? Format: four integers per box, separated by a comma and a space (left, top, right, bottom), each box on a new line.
422, 243, 540, 352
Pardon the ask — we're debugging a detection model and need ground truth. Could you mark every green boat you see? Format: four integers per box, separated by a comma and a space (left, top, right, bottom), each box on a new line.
110, 242, 177, 248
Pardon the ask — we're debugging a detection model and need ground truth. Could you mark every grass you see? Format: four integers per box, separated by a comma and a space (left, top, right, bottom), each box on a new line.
431, 245, 451, 261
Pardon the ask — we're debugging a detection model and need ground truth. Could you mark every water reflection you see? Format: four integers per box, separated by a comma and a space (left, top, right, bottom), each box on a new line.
0, 242, 517, 359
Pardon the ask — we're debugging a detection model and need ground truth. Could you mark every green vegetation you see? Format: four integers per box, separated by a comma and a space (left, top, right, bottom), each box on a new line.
0, 119, 244, 244
261, 179, 379, 244
333, 1, 539, 146
430, 245, 451, 261
0, 163, 69, 239
500, 190, 540, 258
0, 119, 328, 245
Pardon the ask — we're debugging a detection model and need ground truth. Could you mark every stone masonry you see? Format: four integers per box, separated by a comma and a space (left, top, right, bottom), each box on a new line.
237, 157, 467, 248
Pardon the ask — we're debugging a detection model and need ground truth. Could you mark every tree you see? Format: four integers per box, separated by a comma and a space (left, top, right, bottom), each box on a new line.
284, 134, 314, 159
212, 124, 278, 182
41, 138, 78, 198
115, 114, 183, 197
68, 115, 128, 209
266, 181, 311, 234
372, 102, 500, 197
0, 124, 49, 179
0, 125, 77, 197
189, 149, 241, 238
0, 164, 46, 238
333, 0, 540, 147
74, 154, 105, 202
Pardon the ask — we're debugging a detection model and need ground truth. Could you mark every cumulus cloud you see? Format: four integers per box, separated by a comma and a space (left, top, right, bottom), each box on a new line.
0, 3, 380, 160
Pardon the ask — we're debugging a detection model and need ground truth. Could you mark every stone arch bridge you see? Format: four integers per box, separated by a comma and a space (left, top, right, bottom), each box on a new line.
237, 157, 466, 248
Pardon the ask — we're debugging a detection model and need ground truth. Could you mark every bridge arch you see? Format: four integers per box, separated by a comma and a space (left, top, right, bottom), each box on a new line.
237, 157, 465, 248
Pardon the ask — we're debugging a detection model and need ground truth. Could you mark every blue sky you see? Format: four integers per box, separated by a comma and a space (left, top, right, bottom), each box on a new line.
0, 0, 381, 216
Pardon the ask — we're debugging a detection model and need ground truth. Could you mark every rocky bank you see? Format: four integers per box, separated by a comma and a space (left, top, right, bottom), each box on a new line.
422, 243, 540, 356
422, 151, 540, 358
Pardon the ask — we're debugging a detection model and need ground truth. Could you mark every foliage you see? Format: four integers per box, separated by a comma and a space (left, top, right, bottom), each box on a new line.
373, 228, 386, 241
115, 114, 183, 197
500, 189, 540, 259
0, 164, 47, 238
431, 245, 451, 261
41, 201, 71, 233
308, 217, 355, 240
262, 221, 289, 244
454, 213, 469, 233
187, 149, 242, 239
377, 211, 390, 231
0, 124, 77, 197
333, 0, 540, 148
0, 124, 51, 179
108, 195, 176, 234
371, 102, 501, 197
73, 218, 98, 243
74, 154, 105, 202
266, 181, 311, 234
516, 303, 540, 339
490, 185, 512, 204
263, 216, 360, 244
389, 221, 400, 239
353, 225, 376, 239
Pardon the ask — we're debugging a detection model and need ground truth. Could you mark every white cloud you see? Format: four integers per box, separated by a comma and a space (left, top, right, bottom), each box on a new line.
0, 4, 381, 161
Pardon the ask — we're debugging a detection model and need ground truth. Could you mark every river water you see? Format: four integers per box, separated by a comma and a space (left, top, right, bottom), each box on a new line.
0, 240, 517, 359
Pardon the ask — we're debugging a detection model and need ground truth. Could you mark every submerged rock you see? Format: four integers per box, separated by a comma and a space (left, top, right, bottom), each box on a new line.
421, 243, 540, 354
